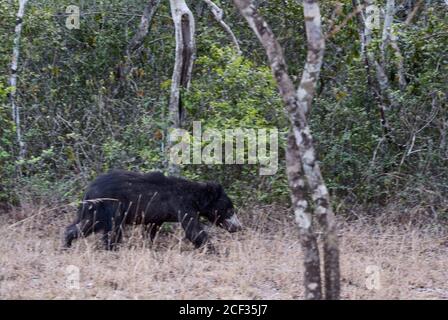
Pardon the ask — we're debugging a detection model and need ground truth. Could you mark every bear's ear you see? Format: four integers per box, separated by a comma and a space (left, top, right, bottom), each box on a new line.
205, 182, 223, 198
196, 182, 223, 212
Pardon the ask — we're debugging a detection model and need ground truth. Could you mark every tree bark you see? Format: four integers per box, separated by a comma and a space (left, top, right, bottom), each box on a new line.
126, 0, 161, 56
286, 131, 323, 300
381, 0, 407, 91
168, 0, 196, 175
364, 0, 392, 102
203, 0, 241, 54
326, 3, 365, 40
380, 0, 395, 63
9, 0, 28, 163
113, 0, 161, 96
357, 0, 394, 142
404, 0, 423, 25
298, 0, 340, 300
390, 33, 407, 91
233, 0, 340, 300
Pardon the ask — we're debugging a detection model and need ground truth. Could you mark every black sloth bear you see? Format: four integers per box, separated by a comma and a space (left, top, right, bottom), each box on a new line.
63, 170, 242, 250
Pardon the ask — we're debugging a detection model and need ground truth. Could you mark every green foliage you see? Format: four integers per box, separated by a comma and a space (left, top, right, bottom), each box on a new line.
182, 45, 289, 205
0, 83, 15, 202
184, 45, 286, 129
0, 0, 446, 220
312, 1, 448, 209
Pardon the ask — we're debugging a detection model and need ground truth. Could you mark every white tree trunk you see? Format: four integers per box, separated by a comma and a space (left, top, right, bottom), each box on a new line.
364, 0, 391, 100
390, 32, 407, 91
9, 0, 28, 162
358, 0, 394, 142
203, 0, 241, 54
233, 0, 340, 300
380, 0, 407, 91
298, 0, 340, 300
380, 0, 395, 62
168, 0, 196, 175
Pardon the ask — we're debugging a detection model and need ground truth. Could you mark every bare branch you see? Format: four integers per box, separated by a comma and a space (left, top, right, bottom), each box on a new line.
113, 0, 161, 96
326, 3, 366, 40
127, 0, 161, 55
203, 0, 241, 54
404, 0, 423, 25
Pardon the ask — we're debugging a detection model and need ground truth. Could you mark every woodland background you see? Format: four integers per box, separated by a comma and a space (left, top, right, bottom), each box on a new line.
1, 1, 447, 222
0, 0, 447, 300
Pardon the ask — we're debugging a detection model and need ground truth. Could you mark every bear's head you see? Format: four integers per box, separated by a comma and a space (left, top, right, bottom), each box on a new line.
199, 182, 242, 233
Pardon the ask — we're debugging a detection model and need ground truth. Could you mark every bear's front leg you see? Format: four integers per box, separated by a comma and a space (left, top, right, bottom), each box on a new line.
142, 223, 162, 242
179, 212, 209, 249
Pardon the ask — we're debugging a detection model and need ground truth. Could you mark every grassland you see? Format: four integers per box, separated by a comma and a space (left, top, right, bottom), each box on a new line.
1, 203, 447, 299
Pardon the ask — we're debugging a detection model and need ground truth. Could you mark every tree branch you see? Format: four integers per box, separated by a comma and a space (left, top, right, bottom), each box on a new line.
203, 0, 241, 54
326, 3, 366, 40
404, 0, 423, 25
113, 0, 161, 96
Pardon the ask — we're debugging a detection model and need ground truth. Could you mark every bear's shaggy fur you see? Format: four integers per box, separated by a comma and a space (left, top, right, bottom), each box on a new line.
63, 170, 241, 250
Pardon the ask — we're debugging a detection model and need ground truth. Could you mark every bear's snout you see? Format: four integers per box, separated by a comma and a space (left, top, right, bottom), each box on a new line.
221, 214, 243, 233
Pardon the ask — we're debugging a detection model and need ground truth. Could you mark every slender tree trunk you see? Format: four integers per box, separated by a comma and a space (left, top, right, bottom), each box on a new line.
168, 0, 196, 175
113, 0, 161, 96
9, 0, 28, 164
390, 32, 407, 91
203, 0, 241, 54
298, 0, 340, 300
233, 0, 340, 300
286, 131, 323, 299
357, 0, 393, 142
380, 0, 407, 91
364, 1, 391, 102
380, 0, 395, 63
404, 0, 423, 25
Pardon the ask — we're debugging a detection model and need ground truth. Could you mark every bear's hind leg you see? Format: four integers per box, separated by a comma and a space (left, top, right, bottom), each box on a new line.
101, 204, 125, 251
103, 220, 124, 251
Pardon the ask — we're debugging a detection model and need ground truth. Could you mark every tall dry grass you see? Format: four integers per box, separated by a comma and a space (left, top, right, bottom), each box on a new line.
0, 203, 447, 299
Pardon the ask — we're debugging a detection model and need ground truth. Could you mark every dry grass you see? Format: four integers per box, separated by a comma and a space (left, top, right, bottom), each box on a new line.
0, 203, 447, 300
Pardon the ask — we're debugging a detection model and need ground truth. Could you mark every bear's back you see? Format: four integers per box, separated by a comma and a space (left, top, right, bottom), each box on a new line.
84, 170, 202, 202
